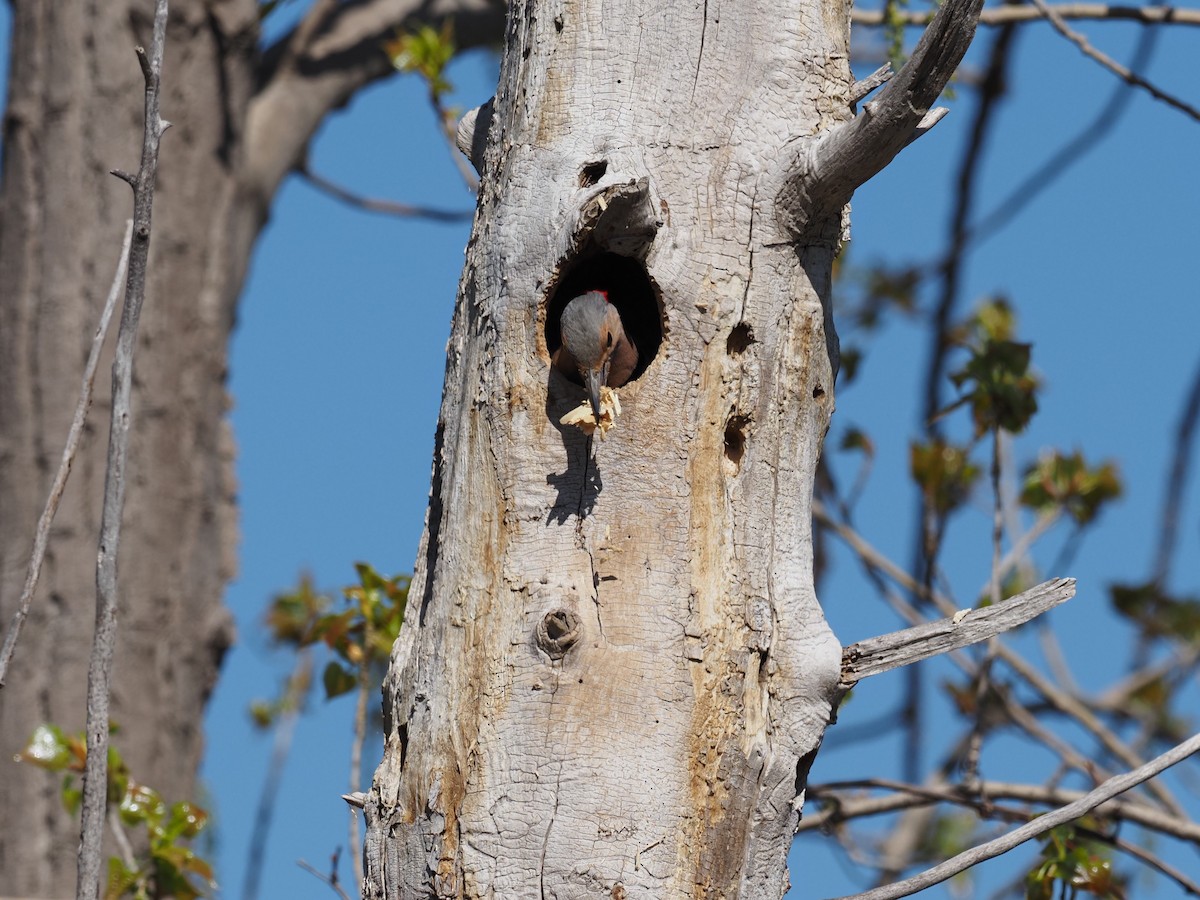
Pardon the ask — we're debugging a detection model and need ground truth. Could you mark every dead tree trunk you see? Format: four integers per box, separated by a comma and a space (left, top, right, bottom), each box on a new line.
365, 0, 982, 896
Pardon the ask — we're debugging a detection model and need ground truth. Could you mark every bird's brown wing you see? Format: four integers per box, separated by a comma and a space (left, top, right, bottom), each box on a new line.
606, 335, 638, 387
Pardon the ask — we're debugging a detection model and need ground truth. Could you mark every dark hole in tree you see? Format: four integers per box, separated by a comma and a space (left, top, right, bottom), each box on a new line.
724, 415, 750, 467
727, 322, 754, 355
546, 612, 569, 640
812, 384, 825, 399
546, 252, 664, 384
579, 160, 608, 187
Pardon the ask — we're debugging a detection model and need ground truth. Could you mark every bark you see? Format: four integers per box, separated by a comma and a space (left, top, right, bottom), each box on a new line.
366, 0, 978, 897
0, 0, 504, 894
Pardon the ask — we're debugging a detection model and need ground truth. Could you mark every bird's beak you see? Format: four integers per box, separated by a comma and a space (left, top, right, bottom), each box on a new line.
586, 362, 609, 422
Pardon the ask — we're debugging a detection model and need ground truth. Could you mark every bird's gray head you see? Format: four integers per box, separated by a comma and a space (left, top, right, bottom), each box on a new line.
559, 291, 624, 370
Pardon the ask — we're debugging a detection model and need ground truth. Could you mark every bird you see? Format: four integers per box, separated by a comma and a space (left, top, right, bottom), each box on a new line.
552, 290, 638, 422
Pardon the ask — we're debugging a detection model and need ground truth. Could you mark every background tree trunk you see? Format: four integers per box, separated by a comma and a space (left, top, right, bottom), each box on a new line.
0, 2, 257, 892
364, 2, 865, 896
0, 0, 508, 891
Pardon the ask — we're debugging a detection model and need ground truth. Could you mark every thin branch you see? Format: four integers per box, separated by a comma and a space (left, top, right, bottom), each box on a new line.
107, 806, 138, 871
1153, 354, 1200, 585
967, 18, 1159, 249
245, 0, 505, 213
840, 578, 1075, 686
0, 221, 133, 689
244, 651, 313, 900
851, 63, 896, 103
815, 500, 1187, 815
77, 2, 170, 897
852, 4, 1200, 27
296, 162, 473, 222
298, 856, 355, 900
804, 777, 1200, 844
1028, 0, 1200, 122
348, 649, 372, 886
829, 729, 1200, 900
976, 509, 1061, 601
804, 780, 1200, 894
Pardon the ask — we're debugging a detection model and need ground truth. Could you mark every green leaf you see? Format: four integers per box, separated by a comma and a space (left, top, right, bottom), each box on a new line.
105, 856, 143, 900
248, 700, 276, 729
323, 661, 358, 699
386, 21, 458, 104
120, 782, 165, 827
62, 775, 82, 815
1021, 451, 1121, 525
159, 801, 209, 843
910, 439, 980, 516
17, 724, 72, 770
1111, 581, 1200, 646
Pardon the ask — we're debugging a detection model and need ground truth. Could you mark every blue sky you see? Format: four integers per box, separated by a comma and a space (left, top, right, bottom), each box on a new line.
5, 4, 1200, 898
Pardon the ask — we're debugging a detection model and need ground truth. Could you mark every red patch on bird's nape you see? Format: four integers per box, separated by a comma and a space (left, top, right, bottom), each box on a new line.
595, 289, 610, 303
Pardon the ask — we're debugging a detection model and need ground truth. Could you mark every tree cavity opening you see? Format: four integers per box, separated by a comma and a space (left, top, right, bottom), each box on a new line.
724, 414, 750, 475
579, 160, 608, 187
545, 253, 664, 385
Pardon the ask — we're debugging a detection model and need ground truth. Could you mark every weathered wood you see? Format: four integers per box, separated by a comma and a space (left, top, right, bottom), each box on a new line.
840, 578, 1076, 688
364, 0, 982, 896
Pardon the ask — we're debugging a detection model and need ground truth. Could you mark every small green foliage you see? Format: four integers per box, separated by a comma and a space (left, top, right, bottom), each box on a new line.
911, 438, 980, 516
1021, 451, 1121, 525
949, 299, 1040, 436
323, 660, 358, 699
1026, 824, 1124, 899
17, 726, 215, 899
257, 563, 409, 707
387, 21, 457, 105
17, 722, 76, 769
1111, 581, 1200, 647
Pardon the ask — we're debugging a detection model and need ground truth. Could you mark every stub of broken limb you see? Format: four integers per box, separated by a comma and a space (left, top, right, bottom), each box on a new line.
559, 386, 623, 437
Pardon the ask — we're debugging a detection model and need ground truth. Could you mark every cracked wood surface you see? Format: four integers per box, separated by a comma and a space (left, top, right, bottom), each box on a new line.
364, 0, 982, 897
840, 578, 1077, 687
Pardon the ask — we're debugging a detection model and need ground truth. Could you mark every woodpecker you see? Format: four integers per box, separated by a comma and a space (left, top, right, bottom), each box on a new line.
553, 290, 638, 422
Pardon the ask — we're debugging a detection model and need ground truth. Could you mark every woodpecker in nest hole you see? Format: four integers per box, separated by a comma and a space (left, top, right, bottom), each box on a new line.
552, 290, 638, 427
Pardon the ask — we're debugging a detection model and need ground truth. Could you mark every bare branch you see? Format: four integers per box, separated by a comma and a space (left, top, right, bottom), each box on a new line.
814, 500, 1188, 814
829, 730, 1200, 900
0, 221, 132, 689
841, 578, 1075, 687
1153, 354, 1200, 584
244, 651, 313, 900
244, 0, 505, 215
850, 64, 895, 103
777, 0, 984, 238
1027, 0, 1200, 122
852, 4, 1200, 28
77, 3, 170, 896
298, 856, 355, 900
296, 162, 473, 222
803, 777, 1200, 844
